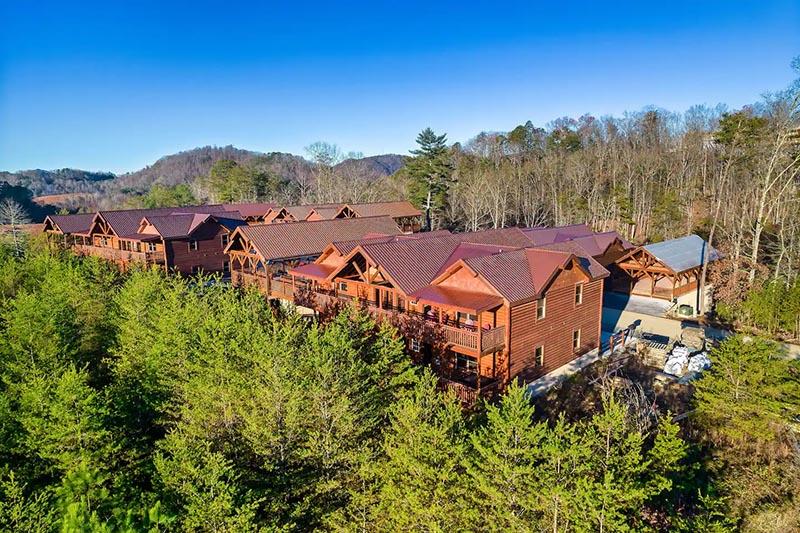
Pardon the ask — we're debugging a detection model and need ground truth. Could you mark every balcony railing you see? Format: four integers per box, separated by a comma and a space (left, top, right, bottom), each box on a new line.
439, 376, 501, 405
74, 244, 163, 263
270, 276, 296, 297
480, 326, 506, 352
232, 277, 508, 354
439, 324, 506, 354
318, 290, 506, 354
232, 271, 270, 292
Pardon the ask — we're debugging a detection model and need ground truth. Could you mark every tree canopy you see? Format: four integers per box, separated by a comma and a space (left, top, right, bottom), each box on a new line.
1, 240, 766, 531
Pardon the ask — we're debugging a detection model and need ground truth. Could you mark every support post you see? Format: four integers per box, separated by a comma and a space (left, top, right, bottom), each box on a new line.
477, 312, 483, 355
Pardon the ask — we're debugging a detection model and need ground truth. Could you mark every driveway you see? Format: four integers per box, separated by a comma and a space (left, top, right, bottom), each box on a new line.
601, 291, 800, 359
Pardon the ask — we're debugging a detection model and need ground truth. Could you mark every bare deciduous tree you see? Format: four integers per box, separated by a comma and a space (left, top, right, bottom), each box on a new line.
0, 199, 31, 257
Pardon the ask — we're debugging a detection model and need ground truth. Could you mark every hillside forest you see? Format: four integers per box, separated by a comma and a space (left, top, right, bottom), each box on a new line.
0, 241, 797, 531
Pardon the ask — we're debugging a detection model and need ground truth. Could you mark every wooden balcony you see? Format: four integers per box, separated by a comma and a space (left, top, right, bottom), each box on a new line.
439, 376, 501, 406
270, 276, 296, 299
231, 277, 508, 355
74, 244, 164, 264
232, 271, 271, 292
441, 324, 506, 354
330, 291, 507, 355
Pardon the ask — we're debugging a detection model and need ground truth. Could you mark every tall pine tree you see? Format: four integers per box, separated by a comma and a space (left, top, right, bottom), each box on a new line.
405, 128, 454, 230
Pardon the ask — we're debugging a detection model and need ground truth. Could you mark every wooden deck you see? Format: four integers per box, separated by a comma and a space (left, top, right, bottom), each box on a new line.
74, 244, 164, 264
232, 272, 507, 355
439, 376, 501, 405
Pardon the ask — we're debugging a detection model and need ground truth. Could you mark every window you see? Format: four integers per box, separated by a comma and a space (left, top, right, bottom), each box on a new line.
410, 338, 421, 352
457, 311, 478, 327
223, 261, 230, 273
536, 297, 546, 320
456, 354, 478, 371
147, 242, 157, 252
535, 345, 544, 367
572, 329, 581, 351
189, 240, 199, 251
575, 283, 583, 305
338, 281, 348, 292
221, 234, 229, 247
192, 266, 202, 275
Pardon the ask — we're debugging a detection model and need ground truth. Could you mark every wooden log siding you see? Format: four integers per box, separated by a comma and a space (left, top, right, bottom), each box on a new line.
509, 271, 603, 382
165, 222, 230, 275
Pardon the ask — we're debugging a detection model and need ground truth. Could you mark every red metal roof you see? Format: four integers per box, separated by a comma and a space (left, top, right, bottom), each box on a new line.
412, 285, 504, 312
288, 263, 337, 280
220, 202, 276, 218
233, 216, 404, 261
331, 229, 452, 256
139, 213, 246, 239
521, 224, 633, 254
348, 201, 422, 218
292, 224, 615, 306
263, 201, 422, 224
45, 213, 96, 234
348, 228, 534, 296
95, 204, 234, 238
436, 242, 522, 276
532, 240, 610, 280
521, 223, 595, 246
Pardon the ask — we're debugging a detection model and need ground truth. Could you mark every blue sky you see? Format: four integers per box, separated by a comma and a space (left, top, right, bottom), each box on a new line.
1, 1, 798, 173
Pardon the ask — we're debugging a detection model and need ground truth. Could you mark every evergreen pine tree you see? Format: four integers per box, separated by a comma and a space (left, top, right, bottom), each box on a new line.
372, 373, 468, 531
464, 382, 547, 530
405, 128, 454, 230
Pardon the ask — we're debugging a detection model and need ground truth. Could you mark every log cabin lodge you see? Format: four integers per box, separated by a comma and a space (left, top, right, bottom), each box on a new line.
44, 201, 718, 403
253, 224, 633, 402
42, 200, 422, 274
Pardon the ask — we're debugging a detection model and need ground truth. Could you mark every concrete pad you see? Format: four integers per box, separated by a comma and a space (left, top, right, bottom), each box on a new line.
603, 291, 672, 317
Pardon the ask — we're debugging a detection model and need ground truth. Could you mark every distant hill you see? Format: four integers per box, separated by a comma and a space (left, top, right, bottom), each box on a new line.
0, 168, 115, 197
110, 146, 269, 193
0, 182, 58, 222
336, 154, 406, 180
2, 146, 407, 209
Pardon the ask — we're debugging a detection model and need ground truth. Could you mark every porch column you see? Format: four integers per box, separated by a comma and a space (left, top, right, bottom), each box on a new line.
477, 312, 484, 390
477, 312, 483, 358
476, 355, 482, 391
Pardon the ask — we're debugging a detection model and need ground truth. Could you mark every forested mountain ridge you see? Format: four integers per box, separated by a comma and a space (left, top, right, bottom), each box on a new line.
0, 168, 115, 197
0, 146, 406, 208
